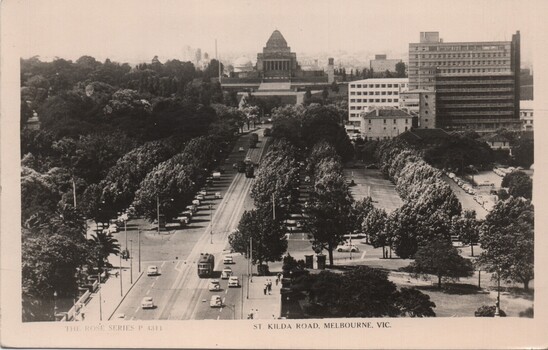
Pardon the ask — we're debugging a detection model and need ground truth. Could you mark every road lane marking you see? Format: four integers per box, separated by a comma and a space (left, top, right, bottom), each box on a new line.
134, 307, 140, 313
217, 315, 220, 320
161, 261, 166, 268
361, 252, 366, 260
146, 289, 150, 295
225, 289, 228, 294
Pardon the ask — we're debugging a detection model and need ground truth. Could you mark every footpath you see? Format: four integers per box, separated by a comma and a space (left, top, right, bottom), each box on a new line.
72, 255, 143, 322
242, 274, 283, 320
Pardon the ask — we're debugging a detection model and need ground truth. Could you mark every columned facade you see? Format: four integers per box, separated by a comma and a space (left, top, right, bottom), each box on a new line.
257, 30, 299, 81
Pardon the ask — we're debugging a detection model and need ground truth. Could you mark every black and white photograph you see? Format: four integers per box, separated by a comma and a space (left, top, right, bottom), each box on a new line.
1, 0, 546, 348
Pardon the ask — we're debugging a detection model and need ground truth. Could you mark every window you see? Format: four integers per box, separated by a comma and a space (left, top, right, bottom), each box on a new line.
357, 91, 362, 95
405, 119, 408, 124
383, 119, 386, 124
425, 119, 429, 122
375, 99, 380, 102
405, 126, 408, 131
350, 99, 356, 102
368, 119, 371, 124
381, 84, 386, 88
388, 99, 392, 102
368, 127, 371, 131
393, 127, 396, 130
375, 91, 380, 95
381, 99, 386, 102
381, 91, 386, 95
357, 84, 362, 88
383, 127, 386, 130
387, 84, 392, 88
394, 91, 399, 95
350, 84, 356, 88
350, 92, 356, 95
425, 110, 428, 114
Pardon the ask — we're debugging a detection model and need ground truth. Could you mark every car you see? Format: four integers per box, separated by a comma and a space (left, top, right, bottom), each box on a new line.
141, 297, 155, 309
336, 244, 359, 253
199, 190, 208, 196
232, 162, 239, 169
215, 192, 222, 199
228, 276, 240, 288
208, 279, 221, 291
192, 199, 200, 206
244, 156, 252, 163
113, 313, 125, 320
186, 205, 197, 213
238, 147, 244, 152
147, 266, 159, 276
221, 267, 232, 279
223, 256, 234, 264
196, 194, 205, 201
210, 295, 222, 308
182, 210, 193, 218
304, 176, 311, 183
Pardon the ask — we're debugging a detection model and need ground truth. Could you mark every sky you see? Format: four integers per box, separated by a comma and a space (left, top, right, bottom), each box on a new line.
4, 0, 543, 65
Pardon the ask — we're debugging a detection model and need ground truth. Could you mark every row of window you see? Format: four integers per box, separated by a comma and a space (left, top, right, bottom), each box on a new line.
412, 51, 509, 58
412, 45, 510, 53
409, 68, 510, 74
367, 119, 409, 124
349, 83, 408, 89
350, 91, 400, 96
367, 126, 410, 131
413, 60, 510, 67
350, 98, 400, 104
520, 112, 534, 117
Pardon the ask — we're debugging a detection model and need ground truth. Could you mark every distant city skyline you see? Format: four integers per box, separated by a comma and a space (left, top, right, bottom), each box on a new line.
8, 0, 539, 68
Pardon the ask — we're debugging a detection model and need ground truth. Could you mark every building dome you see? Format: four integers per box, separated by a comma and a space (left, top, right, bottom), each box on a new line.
233, 56, 253, 73
266, 30, 288, 49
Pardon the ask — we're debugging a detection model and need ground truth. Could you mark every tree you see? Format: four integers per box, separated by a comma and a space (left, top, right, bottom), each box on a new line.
322, 87, 329, 100
451, 210, 480, 256
330, 81, 339, 93
298, 266, 435, 318
408, 237, 474, 288
395, 61, 407, 77
364, 206, 389, 257
305, 87, 312, 100
478, 197, 534, 290
501, 171, 532, 199
396, 287, 436, 317
229, 206, 288, 270
512, 137, 534, 168
89, 231, 121, 271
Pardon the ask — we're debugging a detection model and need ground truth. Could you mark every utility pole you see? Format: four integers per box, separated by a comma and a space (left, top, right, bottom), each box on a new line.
98, 274, 103, 321
72, 177, 77, 208
156, 195, 160, 235
124, 219, 128, 254
138, 229, 141, 273
129, 240, 133, 284
119, 254, 123, 297
272, 193, 276, 220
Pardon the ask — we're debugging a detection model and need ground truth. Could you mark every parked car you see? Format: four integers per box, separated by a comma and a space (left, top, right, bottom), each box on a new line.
215, 192, 222, 199
208, 279, 221, 291
223, 256, 234, 264
196, 194, 205, 201
147, 266, 159, 276
228, 276, 240, 288
221, 267, 232, 279
238, 147, 244, 152
210, 295, 222, 308
233, 162, 239, 170
192, 199, 200, 206
336, 243, 359, 253
141, 297, 155, 309
182, 210, 193, 218
199, 190, 208, 196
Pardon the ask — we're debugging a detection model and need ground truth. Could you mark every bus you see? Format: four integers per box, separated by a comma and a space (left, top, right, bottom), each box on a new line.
197, 253, 215, 278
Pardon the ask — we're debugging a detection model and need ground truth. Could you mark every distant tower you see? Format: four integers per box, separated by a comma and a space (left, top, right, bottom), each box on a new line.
195, 48, 202, 66
327, 58, 335, 83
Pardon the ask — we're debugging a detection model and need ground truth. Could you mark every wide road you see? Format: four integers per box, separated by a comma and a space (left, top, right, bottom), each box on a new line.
112, 128, 269, 320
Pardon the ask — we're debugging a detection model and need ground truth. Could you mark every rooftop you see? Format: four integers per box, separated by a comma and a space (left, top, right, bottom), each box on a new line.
398, 128, 452, 142
362, 108, 412, 118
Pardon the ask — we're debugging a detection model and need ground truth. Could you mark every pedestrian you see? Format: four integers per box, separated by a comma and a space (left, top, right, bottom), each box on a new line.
275, 278, 279, 286
263, 285, 267, 295
267, 280, 272, 294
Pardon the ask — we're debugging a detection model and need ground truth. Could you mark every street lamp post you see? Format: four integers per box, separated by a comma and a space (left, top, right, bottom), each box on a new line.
119, 254, 123, 297
98, 273, 103, 321
494, 268, 501, 317
53, 291, 58, 321
156, 195, 160, 235
209, 204, 213, 244
138, 229, 141, 273
129, 240, 133, 284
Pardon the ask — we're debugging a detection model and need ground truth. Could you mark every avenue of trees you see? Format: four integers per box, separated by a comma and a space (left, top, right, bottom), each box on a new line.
501, 170, 532, 200
304, 142, 354, 266
20, 56, 244, 321
373, 139, 462, 259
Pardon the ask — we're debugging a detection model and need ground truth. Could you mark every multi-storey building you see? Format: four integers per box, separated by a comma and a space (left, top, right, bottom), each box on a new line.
408, 31, 521, 133
360, 108, 416, 141
399, 89, 436, 129
520, 100, 533, 131
370, 54, 402, 75
346, 78, 409, 135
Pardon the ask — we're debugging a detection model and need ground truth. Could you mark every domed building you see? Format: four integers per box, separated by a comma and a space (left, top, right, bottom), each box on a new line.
233, 56, 254, 73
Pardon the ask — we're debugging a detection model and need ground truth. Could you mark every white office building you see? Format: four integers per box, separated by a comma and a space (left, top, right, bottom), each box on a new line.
346, 78, 409, 135
520, 100, 533, 131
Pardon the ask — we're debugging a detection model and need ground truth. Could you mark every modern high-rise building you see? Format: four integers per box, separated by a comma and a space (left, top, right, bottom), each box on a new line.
408, 31, 521, 133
